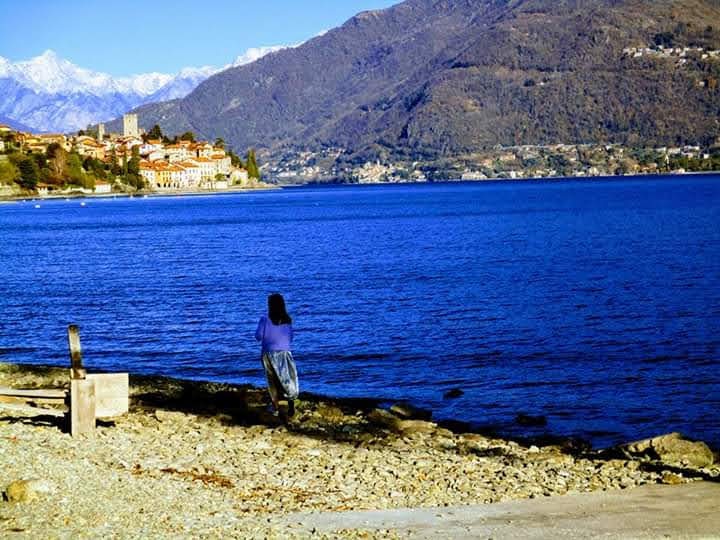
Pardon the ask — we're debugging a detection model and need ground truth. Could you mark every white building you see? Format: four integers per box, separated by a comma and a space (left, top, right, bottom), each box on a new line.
190, 157, 217, 182
139, 161, 158, 188
230, 169, 249, 184
193, 142, 215, 158
146, 150, 165, 162
94, 181, 112, 194
178, 161, 202, 188
139, 142, 163, 156
165, 144, 192, 163
211, 153, 232, 175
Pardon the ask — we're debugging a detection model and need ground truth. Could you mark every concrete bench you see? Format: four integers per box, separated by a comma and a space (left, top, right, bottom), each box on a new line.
0, 324, 128, 437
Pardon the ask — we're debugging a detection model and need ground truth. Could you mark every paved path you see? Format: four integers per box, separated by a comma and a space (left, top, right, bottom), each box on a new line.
278, 482, 720, 538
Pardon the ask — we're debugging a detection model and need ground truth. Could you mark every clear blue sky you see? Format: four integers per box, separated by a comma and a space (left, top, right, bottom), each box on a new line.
0, 0, 400, 75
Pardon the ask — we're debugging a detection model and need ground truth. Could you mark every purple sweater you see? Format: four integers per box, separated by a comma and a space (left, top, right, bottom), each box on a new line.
255, 316, 293, 353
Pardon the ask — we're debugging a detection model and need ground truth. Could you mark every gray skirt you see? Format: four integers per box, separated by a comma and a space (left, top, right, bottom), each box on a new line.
262, 350, 299, 399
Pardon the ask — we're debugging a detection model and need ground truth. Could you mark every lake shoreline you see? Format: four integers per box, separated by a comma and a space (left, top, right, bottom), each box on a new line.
2, 178, 719, 454
1, 361, 717, 536
1, 170, 717, 203
0, 184, 279, 203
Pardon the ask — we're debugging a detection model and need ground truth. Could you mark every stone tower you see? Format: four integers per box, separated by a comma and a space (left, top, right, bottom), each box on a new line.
97, 123, 105, 141
123, 114, 139, 138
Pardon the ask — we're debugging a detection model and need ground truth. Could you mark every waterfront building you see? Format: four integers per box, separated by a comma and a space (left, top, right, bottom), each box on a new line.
178, 161, 202, 187
94, 181, 112, 194
230, 168, 250, 184
167, 164, 188, 188
154, 162, 172, 188
189, 157, 216, 182
211, 153, 232, 175
139, 161, 158, 187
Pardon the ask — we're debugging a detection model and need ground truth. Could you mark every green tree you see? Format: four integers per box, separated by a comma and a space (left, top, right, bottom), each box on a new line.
30, 151, 48, 170
109, 148, 122, 176
39, 167, 51, 184
128, 146, 141, 176
46, 143, 67, 183
669, 155, 690, 171
17, 157, 40, 190
179, 131, 195, 142
123, 146, 144, 189
246, 148, 261, 179
228, 149, 245, 168
547, 154, 571, 176
83, 125, 98, 139
147, 124, 163, 140
653, 32, 675, 48
214, 137, 225, 150
83, 156, 107, 179
67, 152, 86, 186
0, 160, 20, 185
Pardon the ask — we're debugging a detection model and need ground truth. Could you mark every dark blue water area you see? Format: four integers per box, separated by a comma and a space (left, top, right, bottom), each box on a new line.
1, 176, 719, 449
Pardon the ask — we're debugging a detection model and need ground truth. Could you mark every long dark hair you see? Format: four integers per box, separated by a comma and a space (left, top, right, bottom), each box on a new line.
268, 293, 292, 325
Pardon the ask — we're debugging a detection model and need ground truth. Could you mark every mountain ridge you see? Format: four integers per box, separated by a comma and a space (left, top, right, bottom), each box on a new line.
115, 0, 720, 167
0, 46, 294, 133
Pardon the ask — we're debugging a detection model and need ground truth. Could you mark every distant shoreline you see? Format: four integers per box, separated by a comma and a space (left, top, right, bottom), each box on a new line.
0, 184, 279, 203
1, 171, 718, 203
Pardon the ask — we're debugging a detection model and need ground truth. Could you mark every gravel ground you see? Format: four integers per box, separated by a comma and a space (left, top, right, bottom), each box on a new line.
1, 362, 717, 538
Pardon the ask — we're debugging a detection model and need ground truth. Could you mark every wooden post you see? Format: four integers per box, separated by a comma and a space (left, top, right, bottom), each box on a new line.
68, 325, 86, 380
67, 324, 94, 436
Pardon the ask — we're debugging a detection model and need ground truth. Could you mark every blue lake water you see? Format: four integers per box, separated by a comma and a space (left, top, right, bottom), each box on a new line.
1, 176, 719, 448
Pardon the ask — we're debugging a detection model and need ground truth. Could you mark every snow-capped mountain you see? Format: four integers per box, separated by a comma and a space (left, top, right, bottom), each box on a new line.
0, 47, 289, 133
231, 46, 288, 67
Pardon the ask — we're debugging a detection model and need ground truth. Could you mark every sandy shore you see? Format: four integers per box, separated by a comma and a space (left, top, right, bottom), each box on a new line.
0, 362, 717, 538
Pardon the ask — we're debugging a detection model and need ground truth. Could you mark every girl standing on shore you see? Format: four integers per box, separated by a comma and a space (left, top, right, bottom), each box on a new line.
255, 293, 299, 417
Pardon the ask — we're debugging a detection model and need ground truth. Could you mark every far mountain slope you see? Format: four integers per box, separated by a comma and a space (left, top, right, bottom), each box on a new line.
118, 0, 720, 162
0, 47, 290, 133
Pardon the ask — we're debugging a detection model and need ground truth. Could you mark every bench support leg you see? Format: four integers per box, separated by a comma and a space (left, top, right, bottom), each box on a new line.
70, 379, 95, 437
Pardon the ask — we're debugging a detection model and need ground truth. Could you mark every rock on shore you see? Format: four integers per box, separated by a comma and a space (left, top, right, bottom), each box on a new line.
0, 362, 718, 537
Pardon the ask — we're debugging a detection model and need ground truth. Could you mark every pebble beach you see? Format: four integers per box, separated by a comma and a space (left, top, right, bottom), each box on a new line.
0, 362, 717, 538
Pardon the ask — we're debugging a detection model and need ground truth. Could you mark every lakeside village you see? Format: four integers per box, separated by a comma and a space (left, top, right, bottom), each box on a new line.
272, 43, 720, 184
3, 113, 720, 191
269, 136, 720, 184
0, 114, 266, 198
